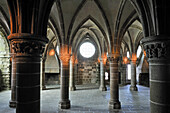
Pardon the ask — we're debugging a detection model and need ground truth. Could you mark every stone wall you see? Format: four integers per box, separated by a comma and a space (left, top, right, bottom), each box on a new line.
76, 61, 99, 85
44, 44, 60, 85
0, 35, 11, 90
0, 56, 11, 90
45, 46, 60, 73
45, 73, 60, 85
75, 40, 99, 85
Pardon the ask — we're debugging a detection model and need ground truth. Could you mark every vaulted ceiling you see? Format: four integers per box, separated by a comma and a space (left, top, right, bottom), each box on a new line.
0, 0, 145, 56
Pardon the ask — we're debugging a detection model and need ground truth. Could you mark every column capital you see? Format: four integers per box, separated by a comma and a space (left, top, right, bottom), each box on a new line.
99, 53, 107, 64
59, 44, 71, 65
99, 58, 107, 65
8, 33, 48, 57
107, 53, 120, 62
59, 54, 71, 65
141, 35, 170, 60
130, 58, 137, 64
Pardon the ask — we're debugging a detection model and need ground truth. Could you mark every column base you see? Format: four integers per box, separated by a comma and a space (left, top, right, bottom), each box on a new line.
130, 85, 138, 91
42, 85, 46, 90
69, 86, 76, 91
9, 100, 16, 108
58, 100, 70, 109
99, 86, 107, 91
109, 100, 121, 109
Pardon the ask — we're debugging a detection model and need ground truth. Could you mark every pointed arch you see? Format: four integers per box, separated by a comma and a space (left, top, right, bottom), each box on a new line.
69, 15, 111, 53
66, 0, 86, 43
74, 33, 101, 59
128, 0, 154, 36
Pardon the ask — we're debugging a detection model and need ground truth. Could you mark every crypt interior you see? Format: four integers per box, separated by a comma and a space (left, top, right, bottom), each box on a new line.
0, 0, 169, 113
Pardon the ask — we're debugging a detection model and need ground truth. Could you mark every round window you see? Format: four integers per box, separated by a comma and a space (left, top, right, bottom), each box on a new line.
80, 42, 95, 58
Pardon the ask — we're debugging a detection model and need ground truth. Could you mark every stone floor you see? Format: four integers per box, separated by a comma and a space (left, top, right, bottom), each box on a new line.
0, 85, 150, 113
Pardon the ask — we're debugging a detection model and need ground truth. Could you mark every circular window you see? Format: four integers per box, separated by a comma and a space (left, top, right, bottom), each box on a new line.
80, 42, 95, 58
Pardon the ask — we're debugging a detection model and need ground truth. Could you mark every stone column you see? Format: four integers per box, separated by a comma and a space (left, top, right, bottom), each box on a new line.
69, 57, 76, 91
58, 45, 71, 109
41, 58, 46, 90
7, 34, 47, 113
108, 54, 121, 109
6, 0, 54, 112
130, 55, 138, 91
141, 36, 170, 113
99, 59, 107, 91
120, 64, 127, 85
9, 54, 16, 108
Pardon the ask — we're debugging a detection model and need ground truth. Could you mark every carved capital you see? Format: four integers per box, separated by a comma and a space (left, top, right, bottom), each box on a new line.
144, 42, 168, 58
8, 34, 48, 57
130, 59, 137, 65
11, 40, 45, 56
59, 44, 71, 65
141, 35, 170, 59
59, 54, 71, 65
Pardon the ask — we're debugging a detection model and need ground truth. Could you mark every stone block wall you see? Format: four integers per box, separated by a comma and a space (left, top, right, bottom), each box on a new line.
76, 62, 99, 85
0, 34, 11, 90
0, 55, 11, 90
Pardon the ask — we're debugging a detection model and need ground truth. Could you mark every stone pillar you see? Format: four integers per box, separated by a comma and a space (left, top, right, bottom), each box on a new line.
142, 36, 170, 113
130, 55, 138, 91
120, 64, 126, 85
69, 57, 76, 91
108, 54, 121, 109
99, 59, 107, 91
9, 54, 16, 108
41, 58, 46, 90
58, 45, 71, 109
8, 34, 47, 113
6, 0, 54, 112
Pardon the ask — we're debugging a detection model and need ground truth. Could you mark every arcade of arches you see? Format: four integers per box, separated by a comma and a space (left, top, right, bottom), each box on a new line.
0, 0, 170, 113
